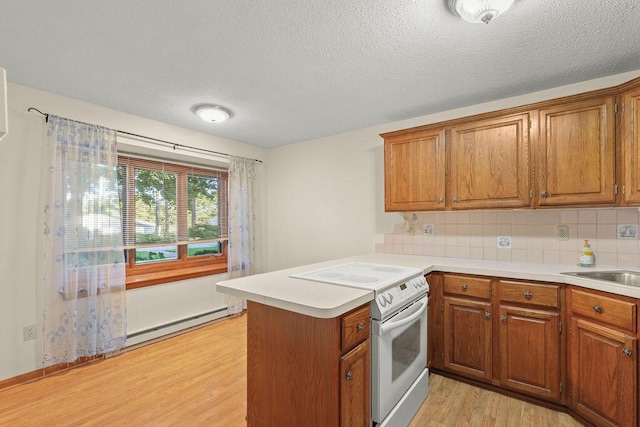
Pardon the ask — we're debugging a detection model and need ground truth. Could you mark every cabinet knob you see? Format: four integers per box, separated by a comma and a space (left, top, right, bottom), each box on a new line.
357, 322, 364, 331
346, 370, 353, 381
452, 196, 459, 203
540, 191, 548, 197
438, 197, 444, 203
461, 284, 469, 291
623, 347, 633, 357
593, 305, 602, 313
500, 314, 507, 322
524, 290, 533, 299
484, 312, 491, 319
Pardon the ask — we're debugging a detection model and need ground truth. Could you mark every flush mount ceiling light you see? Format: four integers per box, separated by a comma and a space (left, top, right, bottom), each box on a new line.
448, 0, 515, 24
193, 104, 231, 123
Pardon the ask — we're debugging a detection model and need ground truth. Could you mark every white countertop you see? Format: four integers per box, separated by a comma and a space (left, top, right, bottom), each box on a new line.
216, 253, 640, 319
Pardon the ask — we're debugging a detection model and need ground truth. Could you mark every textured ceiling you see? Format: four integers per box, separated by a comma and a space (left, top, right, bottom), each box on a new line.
1, 0, 639, 148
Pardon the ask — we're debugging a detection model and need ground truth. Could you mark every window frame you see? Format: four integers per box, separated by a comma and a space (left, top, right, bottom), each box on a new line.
118, 156, 228, 289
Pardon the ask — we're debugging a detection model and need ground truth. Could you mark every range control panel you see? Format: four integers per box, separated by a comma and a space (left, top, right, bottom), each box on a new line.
370, 275, 429, 320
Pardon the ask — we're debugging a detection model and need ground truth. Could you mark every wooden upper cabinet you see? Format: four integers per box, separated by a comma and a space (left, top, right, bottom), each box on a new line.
620, 82, 640, 205
536, 96, 616, 207
449, 113, 531, 209
384, 129, 445, 211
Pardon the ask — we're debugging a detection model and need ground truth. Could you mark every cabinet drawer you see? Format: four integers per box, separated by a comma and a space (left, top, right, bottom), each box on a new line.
443, 274, 491, 299
500, 281, 559, 308
342, 305, 370, 352
570, 289, 637, 332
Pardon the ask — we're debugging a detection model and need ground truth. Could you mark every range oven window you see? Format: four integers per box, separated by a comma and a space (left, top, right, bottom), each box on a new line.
391, 320, 421, 380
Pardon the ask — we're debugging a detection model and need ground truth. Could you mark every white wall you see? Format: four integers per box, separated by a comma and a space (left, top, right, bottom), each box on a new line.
0, 83, 267, 381
265, 69, 640, 272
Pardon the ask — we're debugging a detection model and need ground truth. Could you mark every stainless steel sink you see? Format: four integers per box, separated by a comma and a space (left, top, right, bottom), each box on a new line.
562, 270, 640, 287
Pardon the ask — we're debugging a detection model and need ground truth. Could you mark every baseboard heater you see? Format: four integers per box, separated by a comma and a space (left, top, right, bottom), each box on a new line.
126, 307, 228, 347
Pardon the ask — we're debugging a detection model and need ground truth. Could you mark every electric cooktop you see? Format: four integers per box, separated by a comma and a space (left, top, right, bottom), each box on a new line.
290, 262, 423, 292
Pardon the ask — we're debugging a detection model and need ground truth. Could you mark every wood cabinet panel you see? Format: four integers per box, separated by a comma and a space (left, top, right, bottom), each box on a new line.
536, 96, 616, 207
246, 301, 370, 427
443, 296, 493, 382
342, 305, 370, 352
500, 281, 559, 308
569, 288, 637, 332
449, 113, 531, 209
621, 83, 640, 205
427, 273, 443, 370
570, 318, 637, 427
340, 340, 371, 427
443, 274, 492, 299
384, 129, 445, 211
499, 306, 560, 401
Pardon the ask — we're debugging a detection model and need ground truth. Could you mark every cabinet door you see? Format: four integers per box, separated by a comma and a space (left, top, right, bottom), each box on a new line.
443, 296, 492, 382
449, 113, 531, 209
536, 96, 616, 207
621, 84, 640, 205
384, 129, 445, 211
570, 318, 637, 427
340, 339, 371, 427
499, 306, 560, 401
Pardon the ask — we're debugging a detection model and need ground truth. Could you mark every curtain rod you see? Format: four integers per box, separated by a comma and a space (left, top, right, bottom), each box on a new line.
27, 107, 263, 163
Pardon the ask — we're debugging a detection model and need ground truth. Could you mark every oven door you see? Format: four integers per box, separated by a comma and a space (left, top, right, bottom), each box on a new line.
371, 296, 428, 423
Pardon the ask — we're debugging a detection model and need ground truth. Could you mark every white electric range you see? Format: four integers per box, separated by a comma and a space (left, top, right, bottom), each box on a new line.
291, 262, 430, 427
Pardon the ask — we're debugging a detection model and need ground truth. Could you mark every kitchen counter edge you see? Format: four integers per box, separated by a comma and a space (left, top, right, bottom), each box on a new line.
216, 253, 640, 319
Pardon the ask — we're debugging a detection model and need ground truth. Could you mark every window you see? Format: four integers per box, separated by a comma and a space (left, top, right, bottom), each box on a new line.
118, 156, 228, 288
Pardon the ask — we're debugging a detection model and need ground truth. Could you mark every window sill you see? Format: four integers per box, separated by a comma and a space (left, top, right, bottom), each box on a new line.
126, 264, 228, 290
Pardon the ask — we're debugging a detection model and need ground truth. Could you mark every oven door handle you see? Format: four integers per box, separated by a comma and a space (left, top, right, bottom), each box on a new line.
380, 296, 427, 334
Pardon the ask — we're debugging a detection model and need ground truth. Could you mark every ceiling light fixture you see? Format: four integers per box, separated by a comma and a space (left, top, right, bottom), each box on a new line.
193, 104, 232, 123
448, 0, 515, 24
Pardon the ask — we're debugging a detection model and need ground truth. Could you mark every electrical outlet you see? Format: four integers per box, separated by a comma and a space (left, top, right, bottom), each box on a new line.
557, 225, 569, 241
423, 224, 434, 236
23, 325, 36, 341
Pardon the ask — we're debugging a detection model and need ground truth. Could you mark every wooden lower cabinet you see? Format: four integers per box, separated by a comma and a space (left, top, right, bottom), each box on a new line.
431, 274, 640, 426
247, 301, 370, 427
443, 296, 493, 382
440, 275, 563, 401
570, 318, 637, 427
499, 305, 560, 401
567, 286, 638, 427
340, 340, 370, 426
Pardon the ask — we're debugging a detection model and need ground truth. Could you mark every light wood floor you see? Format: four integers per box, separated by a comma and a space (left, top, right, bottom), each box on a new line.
0, 314, 582, 426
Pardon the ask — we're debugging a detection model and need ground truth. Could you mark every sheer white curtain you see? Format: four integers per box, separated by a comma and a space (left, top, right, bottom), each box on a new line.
40, 116, 126, 366
227, 156, 259, 314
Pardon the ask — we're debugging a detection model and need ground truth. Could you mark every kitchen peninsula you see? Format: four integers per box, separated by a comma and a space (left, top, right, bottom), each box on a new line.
217, 253, 640, 427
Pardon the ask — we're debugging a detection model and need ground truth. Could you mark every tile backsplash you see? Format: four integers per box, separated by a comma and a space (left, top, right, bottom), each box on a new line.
375, 208, 640, 268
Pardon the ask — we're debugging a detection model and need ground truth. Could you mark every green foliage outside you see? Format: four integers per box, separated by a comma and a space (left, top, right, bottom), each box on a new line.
188, 224, 219, 240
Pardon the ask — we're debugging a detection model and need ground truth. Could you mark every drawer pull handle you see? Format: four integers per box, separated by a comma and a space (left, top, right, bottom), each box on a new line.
346, 370, 353, 381
461, 284, 469, 291
593, 305, 602, 313
357, 322, 364, 331
524, 290, 533, 299
484, 311, 491, 319
623, 347, 633, 357
500, 314, 507, 322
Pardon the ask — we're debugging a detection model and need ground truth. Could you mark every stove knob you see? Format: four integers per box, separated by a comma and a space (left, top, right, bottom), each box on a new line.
382, 292, 393, 304
378, 295, 387, 307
